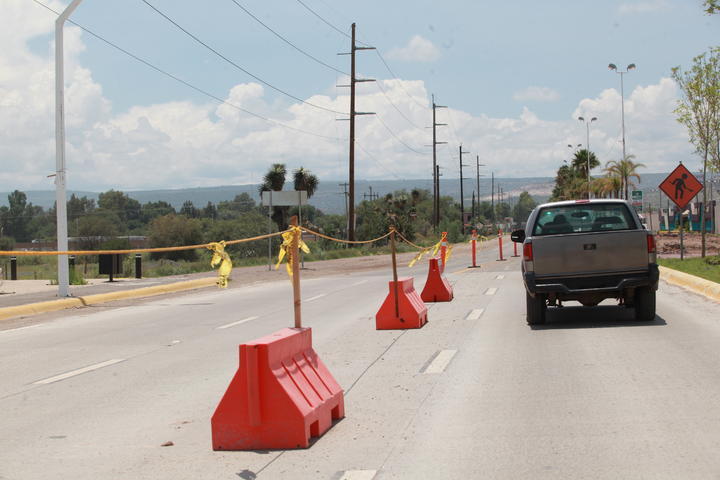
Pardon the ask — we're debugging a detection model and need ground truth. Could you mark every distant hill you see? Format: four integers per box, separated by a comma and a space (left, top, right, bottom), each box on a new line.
0, 172, 682, 214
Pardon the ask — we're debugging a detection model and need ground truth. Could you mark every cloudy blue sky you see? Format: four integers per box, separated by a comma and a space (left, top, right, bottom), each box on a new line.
2, 0, 718, 191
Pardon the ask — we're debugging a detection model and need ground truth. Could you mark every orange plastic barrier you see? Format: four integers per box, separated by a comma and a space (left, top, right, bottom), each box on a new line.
420, 258, 454, 302
211, 327, 344, 450
376, 277, 428, 330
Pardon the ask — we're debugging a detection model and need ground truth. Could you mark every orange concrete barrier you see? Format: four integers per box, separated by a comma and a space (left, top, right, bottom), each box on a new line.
211, 327, 344, 450
420, 257, 454, 302
376, 277, 428, 329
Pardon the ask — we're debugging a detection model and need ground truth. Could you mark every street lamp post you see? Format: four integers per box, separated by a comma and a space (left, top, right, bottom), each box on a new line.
608, 63, 636, 163
55, 0, 85, 297
577, 116, 597, 199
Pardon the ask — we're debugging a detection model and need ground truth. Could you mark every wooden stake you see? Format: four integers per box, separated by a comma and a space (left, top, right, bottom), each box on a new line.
290, 216, 302, 328
390, 228, 399, 319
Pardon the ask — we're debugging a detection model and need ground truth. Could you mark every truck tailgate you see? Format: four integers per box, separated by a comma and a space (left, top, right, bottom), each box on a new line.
533, 230, 648, 277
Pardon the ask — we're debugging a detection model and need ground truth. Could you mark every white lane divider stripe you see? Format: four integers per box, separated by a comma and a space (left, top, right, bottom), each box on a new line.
339, 470, 377, 480
485, 287, 497, 295
496, 274, 505, 280
216, 316, 259, 330
351, 280, 368, 286
466, 308, 485, 320
33, 358, 125, 385
305, 293, 327, 302
423, 349, 457, 374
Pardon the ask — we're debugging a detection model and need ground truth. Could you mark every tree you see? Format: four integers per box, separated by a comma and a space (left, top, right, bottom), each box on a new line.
180, 200, 199, 218
549, 150, 600, 201
705, 1, 719, 14
293, 167, 319, 198
672, 48, 720, 257
259, 164, 288, 230
604, 155, 645, 200
67, 194, 96, 222
148, 214, 203, 261
97, 190, 142, 231
512, 192, 537, 223
75, 214, 120, 250
201, 201, 218, 220
141, 201, 175, 224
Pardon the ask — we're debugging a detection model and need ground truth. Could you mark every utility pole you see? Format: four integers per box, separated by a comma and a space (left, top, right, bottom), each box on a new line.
459, 144, 470, 233
471, 191, 476, 219
338, 182, 349, 238
339, 23, 375, 242
476, 154, 485, 221
491, 172, 495, 224
363, 186, 378, 201
431, 95, 447, 229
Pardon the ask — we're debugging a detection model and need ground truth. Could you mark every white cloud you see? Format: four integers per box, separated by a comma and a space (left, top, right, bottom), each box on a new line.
386, 35, 441, 63
0, 0, 694, 195
513, 86, 561, 103
618, 0, 669, 14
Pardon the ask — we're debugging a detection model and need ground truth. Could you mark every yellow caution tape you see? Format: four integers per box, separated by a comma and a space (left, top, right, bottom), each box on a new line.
431, 241, 442, 257
276, 226, 310, 277
408, 247, 431, 268
446, 244, 453, 262
206, 241, 232, 289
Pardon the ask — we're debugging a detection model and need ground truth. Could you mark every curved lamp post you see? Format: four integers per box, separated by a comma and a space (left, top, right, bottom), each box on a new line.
56, 0, 85, 296
608, 63, 636, 163
578, 116, 597, 199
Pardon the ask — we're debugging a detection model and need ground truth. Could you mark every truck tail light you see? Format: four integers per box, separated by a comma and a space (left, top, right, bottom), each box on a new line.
647, 234, 656, 254
523, 242, 533, 261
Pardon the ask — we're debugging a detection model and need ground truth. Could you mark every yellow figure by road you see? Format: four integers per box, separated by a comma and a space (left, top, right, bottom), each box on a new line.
206, 241, 232, 288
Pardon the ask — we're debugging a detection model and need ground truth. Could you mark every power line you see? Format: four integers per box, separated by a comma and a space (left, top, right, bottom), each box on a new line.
140, 0, 347, 115
294, 0, 352, 41
30, 0, 344, 141
373, 115, 427, 155
355, 142, 403, 180
375, 50, 429, 110
374, 80, 426, 131
227, 0, 348, 76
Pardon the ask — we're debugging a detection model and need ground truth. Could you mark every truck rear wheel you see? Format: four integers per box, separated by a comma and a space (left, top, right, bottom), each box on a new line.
634, 287, 656, 321
526, 291, 547, 325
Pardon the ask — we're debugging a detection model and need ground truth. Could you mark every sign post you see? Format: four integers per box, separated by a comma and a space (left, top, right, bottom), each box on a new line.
631, 190, 643, 212
659, 163, 704, 261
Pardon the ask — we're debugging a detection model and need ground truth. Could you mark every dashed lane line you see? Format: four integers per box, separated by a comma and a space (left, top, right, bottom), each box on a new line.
466, 308, 485, 320
485, 287, 498, 296
422, 349, 458, 374
33, 358, 126, 385
305, 293, 327, 302
216, 316, 259, 330
338, 470, 377, 480
495, 274, 505, 280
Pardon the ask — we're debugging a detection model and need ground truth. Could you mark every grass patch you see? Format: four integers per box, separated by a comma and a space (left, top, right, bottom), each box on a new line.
658, 256, 720, 284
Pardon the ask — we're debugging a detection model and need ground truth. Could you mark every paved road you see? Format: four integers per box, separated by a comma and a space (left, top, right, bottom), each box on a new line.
1, 247, 719, 479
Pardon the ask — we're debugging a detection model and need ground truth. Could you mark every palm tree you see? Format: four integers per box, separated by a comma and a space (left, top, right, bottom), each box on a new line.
605, 155, 645, 199
292, 167, 319, 199
259, 163, 287, 229
259, 163, 287, 194
571, 149, 600, 179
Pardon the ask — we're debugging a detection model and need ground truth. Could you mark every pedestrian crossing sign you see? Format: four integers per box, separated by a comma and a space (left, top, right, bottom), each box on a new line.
659, 163, 703, 210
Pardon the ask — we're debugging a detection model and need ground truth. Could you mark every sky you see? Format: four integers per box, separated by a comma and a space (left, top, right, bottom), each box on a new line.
1, 0, 719, 193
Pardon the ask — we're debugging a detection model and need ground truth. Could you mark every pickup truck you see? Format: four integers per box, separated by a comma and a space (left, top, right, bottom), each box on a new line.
511, 199, 658, 325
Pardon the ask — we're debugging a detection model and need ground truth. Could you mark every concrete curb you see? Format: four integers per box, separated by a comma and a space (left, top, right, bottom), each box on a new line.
659, 265, 720, 303
0, 277, 217, 322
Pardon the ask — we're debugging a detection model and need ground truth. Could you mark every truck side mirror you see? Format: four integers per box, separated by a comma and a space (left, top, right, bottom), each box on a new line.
510, 229, 525, 243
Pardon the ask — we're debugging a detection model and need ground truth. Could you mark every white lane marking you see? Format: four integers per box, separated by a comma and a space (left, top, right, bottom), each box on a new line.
466, 308, 485, 320
216, 316, 259, 330
423, 349, 457, 374
495, 274, 505, 280
0, 324, 41, 335
351, 280, 368, 286
339, 470, 377, 480
305, 293, 327, 302
485, 287, 497, 296
33, 358, 125, 385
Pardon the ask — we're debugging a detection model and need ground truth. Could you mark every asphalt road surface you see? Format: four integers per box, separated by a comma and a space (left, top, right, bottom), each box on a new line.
1, 247, 719, 479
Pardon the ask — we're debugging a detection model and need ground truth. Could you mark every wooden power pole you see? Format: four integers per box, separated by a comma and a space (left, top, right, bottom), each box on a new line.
432, 95, 447, 229
340, 23, 374, 242
459, 144, 470, 233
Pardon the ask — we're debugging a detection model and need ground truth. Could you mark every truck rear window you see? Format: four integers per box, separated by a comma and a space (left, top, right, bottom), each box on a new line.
532, 203, 636, 236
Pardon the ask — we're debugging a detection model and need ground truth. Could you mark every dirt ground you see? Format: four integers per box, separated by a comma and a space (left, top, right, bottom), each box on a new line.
656, 232, 720, 258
